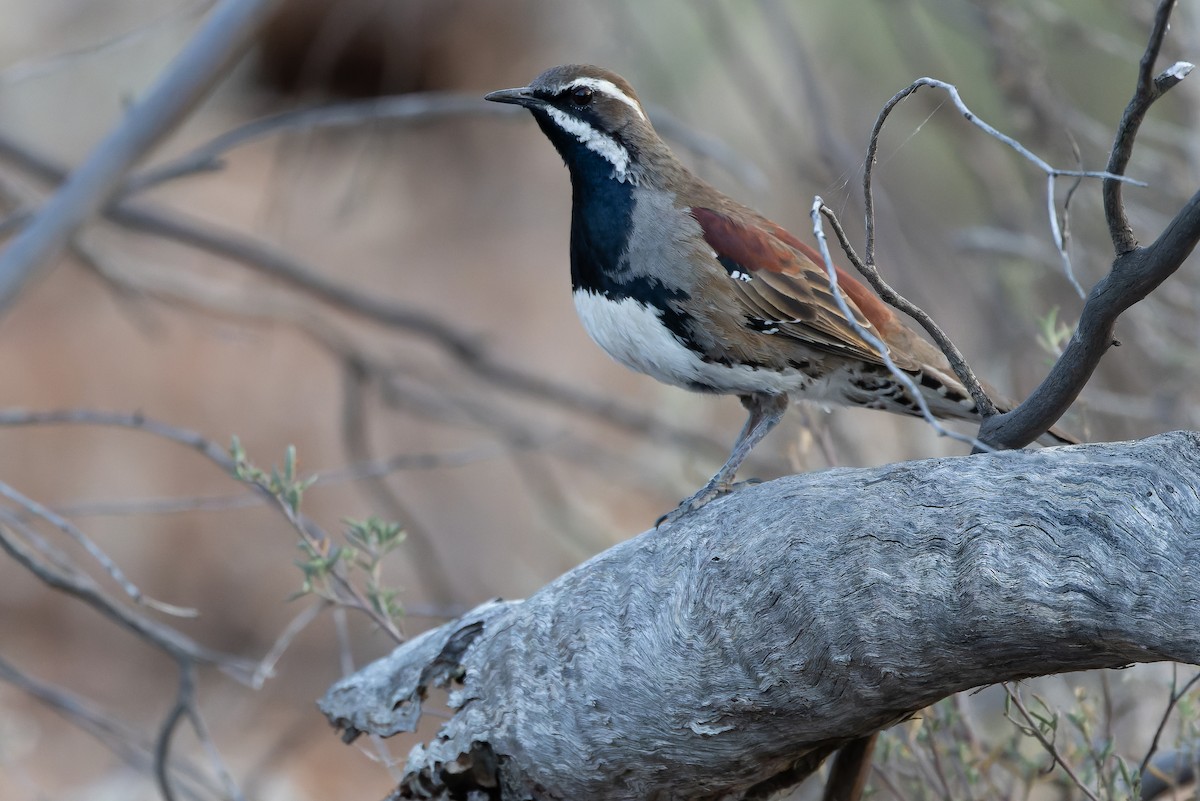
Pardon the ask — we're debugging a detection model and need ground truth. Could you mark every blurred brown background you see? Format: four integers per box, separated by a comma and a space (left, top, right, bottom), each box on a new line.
0, 0, 1197, 799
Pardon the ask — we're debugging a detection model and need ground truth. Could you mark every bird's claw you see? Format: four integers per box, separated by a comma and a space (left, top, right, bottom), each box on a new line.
655, 478, 759, 527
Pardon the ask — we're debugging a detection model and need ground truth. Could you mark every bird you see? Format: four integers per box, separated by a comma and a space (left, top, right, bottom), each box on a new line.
485, 64, 1075, 525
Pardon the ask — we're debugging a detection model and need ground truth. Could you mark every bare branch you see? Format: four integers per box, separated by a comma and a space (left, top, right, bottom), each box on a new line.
818, 203, 997, 420
252, 600, 329, 690
186, 691, 246, 801
863, 77, 1141, 270
319, 432, 1200, 801
1138, 670, 1200, 779
810, 199, 995, 452
0, 0, 285, 312
0, 479, 196, 617
978, 186, 1200, 448
1105, 0, 1195, 254
156, 660, 197, 801
0, 512, 257, 685
0, 653, 222, 800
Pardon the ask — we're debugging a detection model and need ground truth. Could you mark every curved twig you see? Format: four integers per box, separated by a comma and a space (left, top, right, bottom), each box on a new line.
810, 199, 994, 453
857, 0, 1196, 450
818, 202, 996, 420
863, 77, 1142, 271
0, 510, 257, 685
0, 479, 195, 616
1104, 1, 1195, 254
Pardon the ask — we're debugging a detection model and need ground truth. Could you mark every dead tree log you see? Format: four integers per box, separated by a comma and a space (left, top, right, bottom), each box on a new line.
321, 431, 1200, 800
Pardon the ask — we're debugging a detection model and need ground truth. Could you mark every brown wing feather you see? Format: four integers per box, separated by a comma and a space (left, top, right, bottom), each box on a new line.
690, 207, 913, 368
687, 208, 1079, 444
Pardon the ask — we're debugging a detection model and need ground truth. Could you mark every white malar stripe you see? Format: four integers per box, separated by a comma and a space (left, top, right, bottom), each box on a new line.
564, 77, 647, 121
573, 291, 808, 395
543, 106, 632, 181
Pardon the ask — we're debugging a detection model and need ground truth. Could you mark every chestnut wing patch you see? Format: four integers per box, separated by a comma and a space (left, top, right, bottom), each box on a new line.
690, 206, 895, 365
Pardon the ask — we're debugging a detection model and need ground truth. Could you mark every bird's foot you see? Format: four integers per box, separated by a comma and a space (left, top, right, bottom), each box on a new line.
655, 478, 759, 528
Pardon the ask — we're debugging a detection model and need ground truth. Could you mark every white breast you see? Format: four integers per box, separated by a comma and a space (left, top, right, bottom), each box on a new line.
572, 290, 811, 395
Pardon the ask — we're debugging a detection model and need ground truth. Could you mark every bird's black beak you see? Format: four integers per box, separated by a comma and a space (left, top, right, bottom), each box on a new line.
484, 86, 539, 108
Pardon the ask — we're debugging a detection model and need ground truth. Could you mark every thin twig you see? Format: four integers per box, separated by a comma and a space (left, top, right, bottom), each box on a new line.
1105, 0, 1194, 254
0, 513, 257, 684
0, 652, 220, 800
237, 466, 404, 643
156, 660, 196, 801
252, 599, 329, 690
186, 695, 246, 801
810, 199, 995, 453
921, 720, 957, 801
870, 762, 914, 801
1055, 175, 1088, 300
0, 0, 285, 312
1138, 670, 1200, 778
863, 77, 1143, 271
1004, 683, 1102, 801
0, 479, 196, 617
818, 202, 997, 419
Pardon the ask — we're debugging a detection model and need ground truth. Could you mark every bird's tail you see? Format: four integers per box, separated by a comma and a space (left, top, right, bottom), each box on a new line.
910, 362, 1080, 447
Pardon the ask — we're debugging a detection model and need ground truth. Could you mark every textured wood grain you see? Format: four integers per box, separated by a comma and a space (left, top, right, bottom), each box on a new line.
321, 431, 1200, 800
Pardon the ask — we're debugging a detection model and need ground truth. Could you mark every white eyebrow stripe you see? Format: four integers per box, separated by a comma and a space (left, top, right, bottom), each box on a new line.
542, 106, 633, 181
562, 77, 647, 121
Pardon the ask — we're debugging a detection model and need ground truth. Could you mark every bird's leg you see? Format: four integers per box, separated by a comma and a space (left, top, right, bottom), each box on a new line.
657, 393, 788, 527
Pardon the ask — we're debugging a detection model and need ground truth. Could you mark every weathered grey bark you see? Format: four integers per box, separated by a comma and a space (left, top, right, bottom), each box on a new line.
321, 431, 1200, 801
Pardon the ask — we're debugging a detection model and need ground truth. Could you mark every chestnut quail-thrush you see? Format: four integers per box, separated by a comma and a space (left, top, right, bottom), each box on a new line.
485, 64, 1075, 523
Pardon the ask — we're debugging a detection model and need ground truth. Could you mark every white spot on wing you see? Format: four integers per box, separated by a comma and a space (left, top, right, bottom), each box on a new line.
543, 106, 632, 181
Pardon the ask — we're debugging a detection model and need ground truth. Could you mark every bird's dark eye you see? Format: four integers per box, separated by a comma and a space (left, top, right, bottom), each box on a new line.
571, 86, 594, 106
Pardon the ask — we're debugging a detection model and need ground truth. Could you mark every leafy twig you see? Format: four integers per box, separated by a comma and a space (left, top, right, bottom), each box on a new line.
1004, 683, 1102, 801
